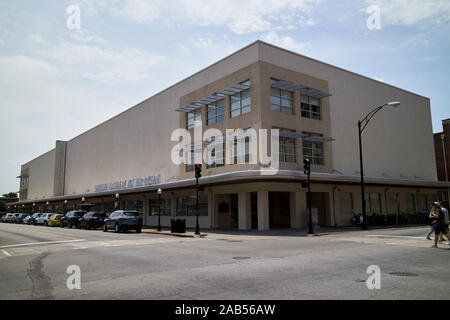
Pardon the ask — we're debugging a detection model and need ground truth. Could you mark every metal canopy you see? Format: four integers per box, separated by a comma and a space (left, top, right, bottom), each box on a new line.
303, 136, 335, 143
176, 82, 250, 113
279, 131, 308, 139
271, 80, 331, 99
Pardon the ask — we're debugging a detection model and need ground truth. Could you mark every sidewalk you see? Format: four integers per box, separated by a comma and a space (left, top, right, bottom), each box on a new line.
142, 224, 428, 239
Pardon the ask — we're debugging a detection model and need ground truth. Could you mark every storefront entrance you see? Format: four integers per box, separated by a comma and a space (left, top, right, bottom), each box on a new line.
217, 194, 239, 229
269, 192, 291, 229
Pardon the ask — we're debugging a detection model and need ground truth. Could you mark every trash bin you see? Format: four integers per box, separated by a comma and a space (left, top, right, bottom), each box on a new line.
171, 218, 186, 233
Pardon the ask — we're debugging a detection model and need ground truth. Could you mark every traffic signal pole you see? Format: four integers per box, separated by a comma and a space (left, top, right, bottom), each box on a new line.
195, 164, 201, 235
304, 159, 314, 235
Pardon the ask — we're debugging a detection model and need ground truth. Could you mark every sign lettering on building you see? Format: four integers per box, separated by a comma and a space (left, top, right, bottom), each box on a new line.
94, 174, 161, 192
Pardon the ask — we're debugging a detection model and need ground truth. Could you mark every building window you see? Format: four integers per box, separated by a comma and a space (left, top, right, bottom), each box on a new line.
417, 193, 438, 212
206, 136, 225, 169
103, 202, 116, 214
302, 132, 324, 165
274, 128, 297, 163
301, 95, 321, 120
339, 192, 353, 216
149, 198, 172, 216
271, 82, 294, 114
230, 80, 251, 118
365, 193, 381, 214
387, 193, 399, 214
230, 129, 253, 164
207, 99, 224, 125
405, 194, 416, 213
176, 194, 208, 216
123, 200, 143, 213
185, 143, 202, 172
186, 108, 202, 131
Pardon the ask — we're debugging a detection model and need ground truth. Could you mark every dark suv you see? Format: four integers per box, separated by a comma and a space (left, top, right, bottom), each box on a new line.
78, 212, 106, 230
61, 210, 86, 228
103, 210, 143, 233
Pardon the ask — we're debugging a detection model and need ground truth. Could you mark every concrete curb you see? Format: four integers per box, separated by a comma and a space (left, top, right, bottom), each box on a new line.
142, 229, 207, 238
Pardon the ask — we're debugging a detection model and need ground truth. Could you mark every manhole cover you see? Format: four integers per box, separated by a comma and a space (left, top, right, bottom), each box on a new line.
389, 272, 419, 277
232, 256, 251, 260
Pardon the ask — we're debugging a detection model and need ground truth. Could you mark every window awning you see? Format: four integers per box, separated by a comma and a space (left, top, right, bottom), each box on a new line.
270, 80, 331, 99
279, 131, 334, 142
303, 136, 335, 143
176, 82, 250, 113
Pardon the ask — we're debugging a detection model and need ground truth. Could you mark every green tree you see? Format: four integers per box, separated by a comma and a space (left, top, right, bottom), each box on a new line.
2, 192, 17, 198
0, 200, 7, 212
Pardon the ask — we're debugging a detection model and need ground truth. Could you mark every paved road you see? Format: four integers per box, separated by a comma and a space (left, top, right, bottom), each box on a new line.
0, 223, 449, 299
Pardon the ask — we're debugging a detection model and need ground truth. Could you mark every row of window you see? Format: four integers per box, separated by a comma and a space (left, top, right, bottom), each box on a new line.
149, 195, 208, 217
186, 80, 322, 130
339, 192, 439, 214
185, 129, 324, 172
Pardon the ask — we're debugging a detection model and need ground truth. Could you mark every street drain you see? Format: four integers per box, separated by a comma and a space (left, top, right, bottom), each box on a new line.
389, 272, 419, 277
232, 256, 251, 260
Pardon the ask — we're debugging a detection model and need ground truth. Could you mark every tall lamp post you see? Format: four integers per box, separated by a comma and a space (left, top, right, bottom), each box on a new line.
64, 200, 67, 214
46, 202, 49, 212
157, 188, 162, 231
33, 203, 35, 214
358, 101, 400, 230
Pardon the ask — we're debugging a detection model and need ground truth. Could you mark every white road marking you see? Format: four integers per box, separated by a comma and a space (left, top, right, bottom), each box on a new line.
1, 249, 11, 256
366, 235, 426, 240
0, 239, 85, 249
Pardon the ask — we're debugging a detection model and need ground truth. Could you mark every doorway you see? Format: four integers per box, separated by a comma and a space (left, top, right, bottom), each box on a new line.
269, 192, 291, 229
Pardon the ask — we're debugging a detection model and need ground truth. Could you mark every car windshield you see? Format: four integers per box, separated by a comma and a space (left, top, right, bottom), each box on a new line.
74, 212, 85, 217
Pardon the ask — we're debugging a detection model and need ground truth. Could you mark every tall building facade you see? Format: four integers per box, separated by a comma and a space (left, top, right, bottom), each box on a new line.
11, 41, 449, 230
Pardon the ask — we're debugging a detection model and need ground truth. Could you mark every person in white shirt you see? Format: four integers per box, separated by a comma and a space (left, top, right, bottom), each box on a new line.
439, 201, 449, 245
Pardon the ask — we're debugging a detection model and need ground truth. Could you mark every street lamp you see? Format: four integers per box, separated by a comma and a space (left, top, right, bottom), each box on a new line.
358, 101, 400, 230
46, 201, 49, 212
115, 193, 119, 210
64, 200, 67, 214
33, 203, 35, 214
22, 204, 24, 213
157, 188, 162, 231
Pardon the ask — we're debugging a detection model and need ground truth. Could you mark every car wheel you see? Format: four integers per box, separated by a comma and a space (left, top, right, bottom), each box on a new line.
103, 224, 107, 232
136, 228, 142, 233
114, 224, 120, 233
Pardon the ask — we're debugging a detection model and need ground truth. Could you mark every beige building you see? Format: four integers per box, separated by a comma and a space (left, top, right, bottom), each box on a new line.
12, 41, 449, 230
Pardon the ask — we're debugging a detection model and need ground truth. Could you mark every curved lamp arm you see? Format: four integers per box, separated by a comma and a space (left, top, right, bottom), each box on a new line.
359, 101, 400, 133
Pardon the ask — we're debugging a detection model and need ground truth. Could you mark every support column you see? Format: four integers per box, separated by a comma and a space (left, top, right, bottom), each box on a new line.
238, 191, 251, 230
257, 190, 269, 231
208, 190, 214, 229
142, 195, 148, 226
290, 191, 306, 229
171, 193, 176, 218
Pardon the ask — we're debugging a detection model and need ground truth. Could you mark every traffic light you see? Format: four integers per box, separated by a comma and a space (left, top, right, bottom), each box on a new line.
303, 158, 310, 175
195, 163, 202, 179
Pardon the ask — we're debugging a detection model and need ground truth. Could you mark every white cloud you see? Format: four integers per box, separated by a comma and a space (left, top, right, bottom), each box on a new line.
366, 0, 450, 26
261, 31, 311, 53
30, 33, 46, 44
40, 39, 167, 83
113, 0, 320, 34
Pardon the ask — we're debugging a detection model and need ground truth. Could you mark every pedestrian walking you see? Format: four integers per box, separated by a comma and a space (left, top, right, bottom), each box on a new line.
426, 204, 436, 240
430, 202, 446, 248
438, 201, 449, 245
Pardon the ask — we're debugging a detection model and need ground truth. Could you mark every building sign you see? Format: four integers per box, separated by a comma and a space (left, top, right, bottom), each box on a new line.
94, 174, 161, 192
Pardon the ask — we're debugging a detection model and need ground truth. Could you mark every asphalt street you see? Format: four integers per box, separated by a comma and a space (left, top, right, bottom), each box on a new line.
0, 223, 448, 300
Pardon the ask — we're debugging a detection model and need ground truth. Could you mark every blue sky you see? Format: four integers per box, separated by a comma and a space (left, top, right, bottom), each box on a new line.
0, 0, 449, 194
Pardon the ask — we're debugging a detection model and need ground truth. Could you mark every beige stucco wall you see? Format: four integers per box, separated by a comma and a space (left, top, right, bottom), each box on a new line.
22, 149, 55, 200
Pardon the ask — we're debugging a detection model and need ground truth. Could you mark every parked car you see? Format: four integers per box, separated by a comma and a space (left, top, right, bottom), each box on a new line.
0, 212, 6, 221
23, 214, 35, 224
1, 213, 14, 223
78, 212, 106, 230
15, 213, 30, 224
47, 214, 64, 227
60, 211, 86, 228
27, 213, 43, 225
10, 213, 21, 223
103, 210, 143, 233
35, 213, 53, 226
